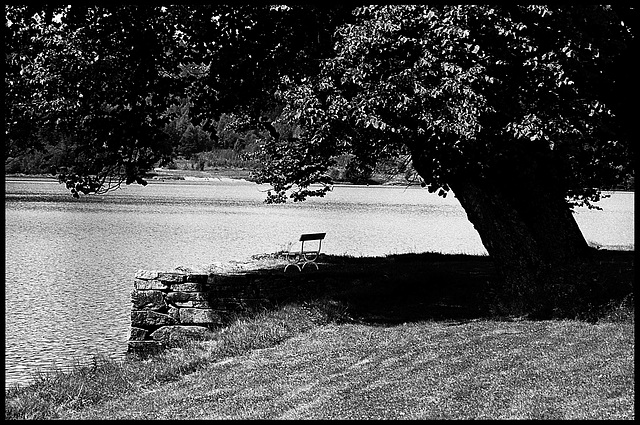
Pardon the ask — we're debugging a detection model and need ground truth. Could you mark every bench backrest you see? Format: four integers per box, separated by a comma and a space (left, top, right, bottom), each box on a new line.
299, 232, 326, 242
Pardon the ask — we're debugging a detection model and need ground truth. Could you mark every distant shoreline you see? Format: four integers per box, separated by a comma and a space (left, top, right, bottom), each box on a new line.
5, 172, 634, 193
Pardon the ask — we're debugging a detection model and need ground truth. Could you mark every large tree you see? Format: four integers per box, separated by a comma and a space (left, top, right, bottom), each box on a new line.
6, 5, 634, 316
254, 5, 635, 316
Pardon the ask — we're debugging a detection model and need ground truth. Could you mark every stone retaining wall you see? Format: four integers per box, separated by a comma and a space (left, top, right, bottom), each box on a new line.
129, 267, 341, 356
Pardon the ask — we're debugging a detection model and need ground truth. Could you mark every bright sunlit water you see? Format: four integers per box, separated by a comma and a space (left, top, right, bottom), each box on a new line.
4, 177, 634, 388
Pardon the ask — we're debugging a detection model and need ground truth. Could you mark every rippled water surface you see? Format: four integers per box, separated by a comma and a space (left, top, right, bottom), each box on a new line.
4, 177, 634, 388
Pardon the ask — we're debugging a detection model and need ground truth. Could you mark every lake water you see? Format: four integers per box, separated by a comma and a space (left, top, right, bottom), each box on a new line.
4, 177, 634, 389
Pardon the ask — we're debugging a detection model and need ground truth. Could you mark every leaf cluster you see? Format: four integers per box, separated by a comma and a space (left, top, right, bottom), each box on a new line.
260, 5, 634, 205
4, 5, 356, 196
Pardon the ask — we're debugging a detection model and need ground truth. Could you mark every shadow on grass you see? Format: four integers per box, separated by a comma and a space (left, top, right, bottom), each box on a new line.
309, 252, 499, 325
256, 249, 634, 326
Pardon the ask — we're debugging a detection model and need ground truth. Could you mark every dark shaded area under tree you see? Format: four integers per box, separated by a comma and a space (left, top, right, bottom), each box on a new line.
249, 248, 634, 324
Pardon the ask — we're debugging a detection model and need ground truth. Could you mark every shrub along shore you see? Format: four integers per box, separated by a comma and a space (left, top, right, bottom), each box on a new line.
5, 249, 634, 420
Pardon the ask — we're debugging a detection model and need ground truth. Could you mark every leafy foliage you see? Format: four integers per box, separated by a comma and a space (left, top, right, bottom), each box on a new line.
5, 5, 181, 196
260, 5, 634, 207
5, 5, 357, 196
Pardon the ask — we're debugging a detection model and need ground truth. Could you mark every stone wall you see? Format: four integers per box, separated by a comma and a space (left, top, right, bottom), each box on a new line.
129, 267, 341, 356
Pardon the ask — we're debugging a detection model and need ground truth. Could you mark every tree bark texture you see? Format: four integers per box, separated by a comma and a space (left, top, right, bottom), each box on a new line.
412, 150, 593, 317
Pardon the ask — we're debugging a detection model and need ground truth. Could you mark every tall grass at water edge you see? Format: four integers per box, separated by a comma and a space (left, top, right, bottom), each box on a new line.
4, 301, 346, 420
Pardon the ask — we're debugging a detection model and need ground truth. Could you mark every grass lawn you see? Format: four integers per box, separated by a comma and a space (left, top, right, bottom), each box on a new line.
41, 319, 635, 420
5, 249, 634, 420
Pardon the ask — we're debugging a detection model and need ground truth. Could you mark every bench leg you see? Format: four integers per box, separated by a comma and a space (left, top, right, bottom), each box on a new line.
301, 261, 319, 271
284, 263, 302, 272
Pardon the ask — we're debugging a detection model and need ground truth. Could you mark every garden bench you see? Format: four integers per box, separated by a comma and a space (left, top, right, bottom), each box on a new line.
284, 232, 326, 272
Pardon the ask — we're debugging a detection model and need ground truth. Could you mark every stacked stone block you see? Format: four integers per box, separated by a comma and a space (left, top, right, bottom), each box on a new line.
130, 271, 258, 354
129, 265, 346, 356
129, 271, 209, 355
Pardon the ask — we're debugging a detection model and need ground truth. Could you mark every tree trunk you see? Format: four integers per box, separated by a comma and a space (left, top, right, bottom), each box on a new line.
451, 176, 592, 317
412, 150, 593, 317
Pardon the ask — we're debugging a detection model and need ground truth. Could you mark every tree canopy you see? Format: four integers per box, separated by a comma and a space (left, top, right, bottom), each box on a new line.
5, 4, 354, 195
6, 5, 181, 195
256, 5, 634, 208
6, 5, 633, 201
